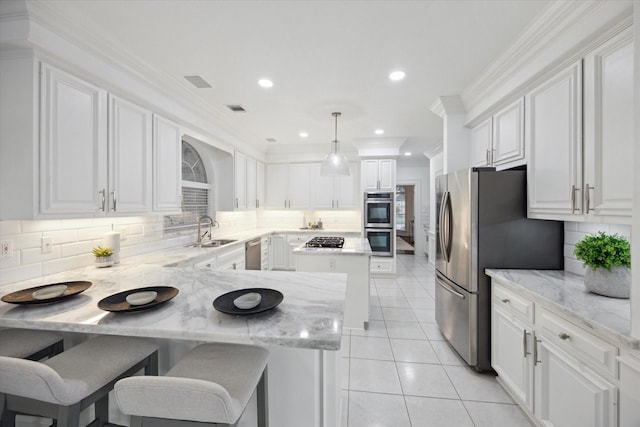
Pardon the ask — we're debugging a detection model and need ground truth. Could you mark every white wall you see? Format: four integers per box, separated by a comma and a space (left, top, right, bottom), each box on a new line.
563, 222, 632, 276
427, 153, 443, 265
396, 159, 430, 256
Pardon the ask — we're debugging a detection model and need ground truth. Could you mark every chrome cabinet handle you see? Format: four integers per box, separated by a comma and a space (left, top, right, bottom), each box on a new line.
585, 184, 594, 213
99, 189, 106, 211
336, 200, 339, 209
501, 298, 510, 304
534, 337, 542, 366
235, 198, 238, 209
523, 330, 531, 356
491, 149, 496, 165
558, 332, 570, 340
570, 185, 581, 213
111, 191, 117, 212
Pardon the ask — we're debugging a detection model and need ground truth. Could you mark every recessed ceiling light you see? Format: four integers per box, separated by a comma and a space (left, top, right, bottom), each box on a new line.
404, 152, 412, 156
374, 129, 384, 135
389, 71, 406, 81
258, 79, 274, 88
299, 132, 309, 138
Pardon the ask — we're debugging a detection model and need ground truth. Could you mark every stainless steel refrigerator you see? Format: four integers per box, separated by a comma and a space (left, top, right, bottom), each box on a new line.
435, 168, 563, 372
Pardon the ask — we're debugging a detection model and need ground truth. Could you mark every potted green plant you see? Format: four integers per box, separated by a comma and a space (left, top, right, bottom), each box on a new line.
92, 246, 114, 268
573, 232, 631, 298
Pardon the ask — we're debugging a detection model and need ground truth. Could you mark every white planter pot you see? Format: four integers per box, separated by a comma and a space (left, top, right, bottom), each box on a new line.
94, 256, 114, 268
584, 266, 631, 299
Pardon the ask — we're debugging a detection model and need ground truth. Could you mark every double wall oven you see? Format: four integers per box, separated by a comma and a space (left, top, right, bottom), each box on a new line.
363, 192, 393, 256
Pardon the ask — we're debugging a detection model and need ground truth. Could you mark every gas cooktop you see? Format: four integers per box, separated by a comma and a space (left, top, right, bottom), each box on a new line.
305, 237, 345, 248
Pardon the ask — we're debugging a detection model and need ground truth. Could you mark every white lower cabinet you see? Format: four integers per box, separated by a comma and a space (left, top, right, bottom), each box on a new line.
269, 234, 290, 271
491, 280, 620, 427
193, 244, 245, 271
618, 354, 640, 427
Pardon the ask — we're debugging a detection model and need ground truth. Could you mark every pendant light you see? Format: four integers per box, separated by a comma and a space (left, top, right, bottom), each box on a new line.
320, 112, 350, 176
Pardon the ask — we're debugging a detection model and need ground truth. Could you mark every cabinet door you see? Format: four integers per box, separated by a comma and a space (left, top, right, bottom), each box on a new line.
493, 98, 525, 167
378, 159, 395, 190
526, 61, 582, 218
335, 162, 358, 209
256, 161, 265, 209
312, 164, 336, 209
288, 164, 311, 209
470, 118, 492, 167
535, 340, 617, 427
108, 95, 152, 215
234, 151, 247, 209
266, 164, 288, 209
152, 115, 182, 212
491, 305, 533, 409
362, 159, 380, 191
269, 235, 289, 270
246, 157, 257, 209
583, 28, 633, 221
40, 63, 108, 216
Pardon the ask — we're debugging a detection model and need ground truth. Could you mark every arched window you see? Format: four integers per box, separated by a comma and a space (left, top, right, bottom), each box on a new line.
164, 141, 212, 231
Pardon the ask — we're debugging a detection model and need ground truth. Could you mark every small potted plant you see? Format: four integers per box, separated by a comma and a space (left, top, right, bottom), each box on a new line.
573, 232, 631, 298
92, 246, 114, 268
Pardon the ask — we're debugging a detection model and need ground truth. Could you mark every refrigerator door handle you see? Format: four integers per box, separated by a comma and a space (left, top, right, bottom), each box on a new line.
436, 271, 465, 299
443, 191, 453, 262
438, 191, 448, 262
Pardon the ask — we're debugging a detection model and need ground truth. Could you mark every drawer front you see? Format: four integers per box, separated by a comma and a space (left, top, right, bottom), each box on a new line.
492, 284, 534, 324
371, 259, 393, 273
538, 308, 618, 378
216, 246, 245, 266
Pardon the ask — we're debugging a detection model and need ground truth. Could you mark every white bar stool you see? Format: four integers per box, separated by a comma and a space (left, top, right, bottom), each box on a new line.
114, 343, 269, 427
0, 329, 64, 360
0, 335, 159, 427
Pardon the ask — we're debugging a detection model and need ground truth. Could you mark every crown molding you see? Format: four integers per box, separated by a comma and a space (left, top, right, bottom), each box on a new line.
424, 144, 443, 159
461, 0, 633, 122
430, 95, 466, 119
351, 137, 406, 158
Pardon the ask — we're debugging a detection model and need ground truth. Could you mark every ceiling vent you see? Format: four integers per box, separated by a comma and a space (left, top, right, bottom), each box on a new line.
226, 104, 246, 112
265, 138, 277, 143
184, 75, 212, 89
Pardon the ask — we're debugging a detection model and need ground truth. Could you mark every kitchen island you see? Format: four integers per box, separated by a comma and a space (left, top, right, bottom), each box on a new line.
294, 237, 372, 329
0, 263, 348, 427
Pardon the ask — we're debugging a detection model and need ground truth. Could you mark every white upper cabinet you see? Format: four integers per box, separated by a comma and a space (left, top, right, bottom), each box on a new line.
234, 151, 247, 209
470, 118, 492, 168
39, 63, 108, 216
265, 163, 312, 209
108, 95, 152, 214
362, 159, 395, 191
312, 162, 358, 209
526, 61, 582, 219
256, 161, 265, 209
152, 114, 182, 213
246, 156, 257, 209
583, 27, 634, 223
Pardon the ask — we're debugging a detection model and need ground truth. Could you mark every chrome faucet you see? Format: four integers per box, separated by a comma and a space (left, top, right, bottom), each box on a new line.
196, 215, 218, 244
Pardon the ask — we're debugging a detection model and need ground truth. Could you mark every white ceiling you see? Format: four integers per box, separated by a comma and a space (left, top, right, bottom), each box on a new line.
37, 0, 551, 158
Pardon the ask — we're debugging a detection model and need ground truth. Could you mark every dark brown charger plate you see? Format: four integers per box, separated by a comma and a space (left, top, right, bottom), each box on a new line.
213, 288, 283, 315
1, 281, 92, 305
97, 286, 179, 313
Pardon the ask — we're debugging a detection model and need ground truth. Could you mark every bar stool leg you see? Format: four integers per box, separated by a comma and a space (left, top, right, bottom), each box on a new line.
94, 394, 108, 427
56, 404, 81, 427
1, 407, 16, 427
130, 415, 143, 427
144, 351, 159, 376
257, 367, 269, 427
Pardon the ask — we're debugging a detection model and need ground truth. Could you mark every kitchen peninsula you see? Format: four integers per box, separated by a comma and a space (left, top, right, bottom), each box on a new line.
294, 237, 372, 329
0, 254, 348, 427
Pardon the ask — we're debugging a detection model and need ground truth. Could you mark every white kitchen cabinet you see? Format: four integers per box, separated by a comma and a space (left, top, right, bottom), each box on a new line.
471, 98, 525, 169
619, 354, 640, 427
269, 234, 290, 270
39, 62, 109, 216
286, 234, 308, 270
234, 151, 247, 210
535, 339, 617, 427
526, 61, 582, 219
370, 256, 394, 275
583, 27, 634, 223
216, 244, 245, 270
108, 95, 153, 214
491, 292, 534, 410
362, 159, 395, 191
152, 114, 182, 213
246, 156, 257, 209
261, 235, 270, 270
312, 162, 359, 209
256, 161, 265, 209
265, 163, 312, 209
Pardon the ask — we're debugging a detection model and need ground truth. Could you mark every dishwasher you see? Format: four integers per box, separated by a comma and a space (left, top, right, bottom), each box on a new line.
245, 238, 261, 270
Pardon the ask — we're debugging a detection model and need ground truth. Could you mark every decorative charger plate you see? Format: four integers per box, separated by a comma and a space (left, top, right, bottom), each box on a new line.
1, 281, 92, 305
213, 288, 284, 315
97, 286, 179, 313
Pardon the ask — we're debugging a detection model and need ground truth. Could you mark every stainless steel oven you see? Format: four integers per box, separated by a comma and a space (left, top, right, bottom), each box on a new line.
364, 192, 393, 228
364, 228, 393, 257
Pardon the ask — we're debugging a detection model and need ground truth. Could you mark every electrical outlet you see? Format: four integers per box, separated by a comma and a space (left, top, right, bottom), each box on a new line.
1, 240, 12, 258
41, 236, 53, 253
328, 258, 336, 271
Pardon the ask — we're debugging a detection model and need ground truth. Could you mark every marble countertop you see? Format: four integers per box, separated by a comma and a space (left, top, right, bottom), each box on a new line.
0, 260, 348, 352
293, 238, 372, 256
486, 269, 638, 351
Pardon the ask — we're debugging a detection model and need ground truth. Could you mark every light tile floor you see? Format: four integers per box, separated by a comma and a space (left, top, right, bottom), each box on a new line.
339, 254, 534, 427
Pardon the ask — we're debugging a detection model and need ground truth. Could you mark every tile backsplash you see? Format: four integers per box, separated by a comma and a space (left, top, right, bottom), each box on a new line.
564, 221, 632, 276
0, 210, 361, 286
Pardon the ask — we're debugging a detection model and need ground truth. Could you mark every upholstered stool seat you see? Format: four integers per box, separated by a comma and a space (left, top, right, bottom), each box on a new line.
115, 343, 269, 427
0, 335, 158, 427
0, 329, 64, 360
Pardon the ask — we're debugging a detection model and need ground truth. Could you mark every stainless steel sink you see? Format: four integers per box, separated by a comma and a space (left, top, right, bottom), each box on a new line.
188, 239, 237, 248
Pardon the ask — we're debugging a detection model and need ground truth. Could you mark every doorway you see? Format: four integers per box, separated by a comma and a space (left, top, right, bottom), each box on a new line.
395, 185, 414, 254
